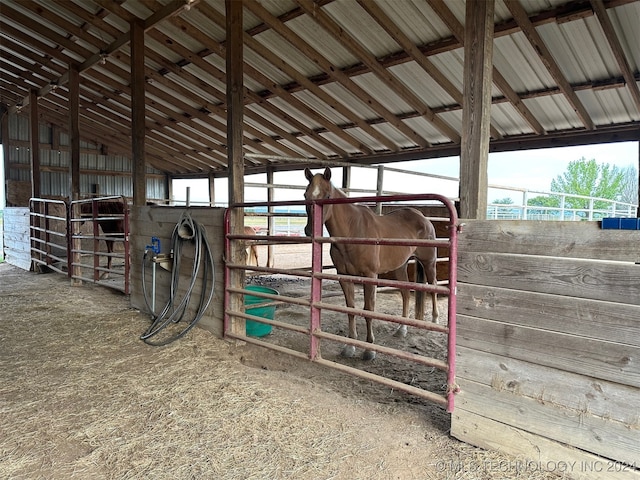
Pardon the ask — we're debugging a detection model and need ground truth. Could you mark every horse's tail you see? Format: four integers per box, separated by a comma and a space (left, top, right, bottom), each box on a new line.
415, 260, 426, 321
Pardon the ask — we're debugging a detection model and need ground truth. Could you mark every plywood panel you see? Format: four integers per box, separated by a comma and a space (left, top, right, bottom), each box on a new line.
458, 220, 640, 262
458, 251, 640, 305
458, 284, 640, 346
457, 315, 640, 388
451, 409, 640, 480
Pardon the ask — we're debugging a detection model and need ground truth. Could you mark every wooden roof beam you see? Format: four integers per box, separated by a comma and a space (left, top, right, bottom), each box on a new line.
297, 0, 459, 146
590, 0, 640, 114
142, 30, 330, 159
242, 1, 399, 153
427, 0, 543, 137
173, 6, 359, 157
504, 0, 595, 130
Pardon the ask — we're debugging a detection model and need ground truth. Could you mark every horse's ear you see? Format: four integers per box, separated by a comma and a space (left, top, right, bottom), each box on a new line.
304, 168, 314, 182
323, 167, 331, 181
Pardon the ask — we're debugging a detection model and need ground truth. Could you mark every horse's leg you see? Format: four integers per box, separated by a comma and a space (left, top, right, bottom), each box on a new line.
391, 263, 410, 337
362, 282, 377, 361
250, 245, 259, 266
102, 240, 113, 279
425, 258, 439, 323
339, 279, 357, 358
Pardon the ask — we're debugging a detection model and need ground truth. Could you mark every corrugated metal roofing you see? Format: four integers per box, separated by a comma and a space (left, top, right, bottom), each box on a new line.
0, 0, 638, 177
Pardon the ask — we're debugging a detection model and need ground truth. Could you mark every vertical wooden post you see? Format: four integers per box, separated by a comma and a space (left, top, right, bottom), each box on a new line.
208, 171, 216, 206
131, 19, 146, 207
68, 65, 80, 201
1, 106, 9, 207
226, 0, 245, 337
68, 64, 82, 284
376, 165, 384, 214
29, 90, 40, 199
459, 0, 494, 219
266, 166, 274, 267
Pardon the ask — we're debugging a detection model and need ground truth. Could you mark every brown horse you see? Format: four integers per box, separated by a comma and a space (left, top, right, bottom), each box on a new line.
304, 167, 438, 360
244, 226, 260, 267
80, 199, 127, 278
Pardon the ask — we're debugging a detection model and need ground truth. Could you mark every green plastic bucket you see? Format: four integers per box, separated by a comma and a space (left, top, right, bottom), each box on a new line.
245, 285, 278, 337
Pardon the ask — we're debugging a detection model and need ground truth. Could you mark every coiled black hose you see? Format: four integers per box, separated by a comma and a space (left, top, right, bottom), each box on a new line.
140, 211, 215, 346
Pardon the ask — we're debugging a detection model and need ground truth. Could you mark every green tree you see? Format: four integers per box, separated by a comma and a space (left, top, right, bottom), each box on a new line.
492, 197, 514, 204
550, 157, 624, 212
619, 164, 639, 206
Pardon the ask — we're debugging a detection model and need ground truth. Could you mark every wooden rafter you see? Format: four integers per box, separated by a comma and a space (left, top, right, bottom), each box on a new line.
427, 0, 543, 137
504, 0, 595, 130
297, 0, 459, 146
590, 0, 640, 114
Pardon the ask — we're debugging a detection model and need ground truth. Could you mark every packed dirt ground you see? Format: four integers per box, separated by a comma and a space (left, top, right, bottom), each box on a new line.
0, 262, 568, 479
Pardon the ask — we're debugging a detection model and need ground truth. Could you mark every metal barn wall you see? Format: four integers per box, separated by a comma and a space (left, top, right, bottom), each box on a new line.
3, 113, 167, 205
452, 220, 640, 479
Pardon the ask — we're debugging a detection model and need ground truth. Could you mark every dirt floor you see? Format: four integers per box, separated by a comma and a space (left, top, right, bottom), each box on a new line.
0, 262, 569, 480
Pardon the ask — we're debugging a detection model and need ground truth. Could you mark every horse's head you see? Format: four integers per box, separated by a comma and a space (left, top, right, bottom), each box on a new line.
304, 167, 333, 236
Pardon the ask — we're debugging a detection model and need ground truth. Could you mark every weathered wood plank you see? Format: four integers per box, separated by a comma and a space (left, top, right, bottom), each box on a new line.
130, 206, 226, 336
458, 220, 640, 262
451, 409, 640, 480
458, 284, 640, 346
457, 315, 640, 388
458, 251, 640, 305
456, 346, 640, 426
455, 378, 640, 467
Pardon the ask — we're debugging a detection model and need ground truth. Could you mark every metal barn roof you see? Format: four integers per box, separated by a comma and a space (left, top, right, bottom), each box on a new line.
0, 0, 638, 177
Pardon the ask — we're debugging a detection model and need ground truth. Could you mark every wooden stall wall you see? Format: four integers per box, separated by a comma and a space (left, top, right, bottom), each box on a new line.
452, 220, 640, 479
129, 206, 226, 337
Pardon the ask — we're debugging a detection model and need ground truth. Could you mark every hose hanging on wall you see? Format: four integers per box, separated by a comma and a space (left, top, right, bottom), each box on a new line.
140, 211, 215, 346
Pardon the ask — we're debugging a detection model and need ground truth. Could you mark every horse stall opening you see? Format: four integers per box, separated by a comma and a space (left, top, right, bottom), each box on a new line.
223, 193, 459, 412
452, 220, 640, 479
69, 196, 130, 294
29, 198, 69, 275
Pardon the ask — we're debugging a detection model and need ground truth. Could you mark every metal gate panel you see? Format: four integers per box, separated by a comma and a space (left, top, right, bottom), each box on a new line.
29, 198, 70, 275
224, 194, 459, 412
69, 196, 130, 294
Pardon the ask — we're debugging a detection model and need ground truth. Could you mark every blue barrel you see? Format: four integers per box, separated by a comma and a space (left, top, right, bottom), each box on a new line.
244, 285, 278, 337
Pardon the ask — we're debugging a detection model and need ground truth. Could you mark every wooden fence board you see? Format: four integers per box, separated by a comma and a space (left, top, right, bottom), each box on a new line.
130, 206, 226, 336
457, 315, 640, 388
456, 346, 640, 426
458, 251, 640, 305
458, 220, 640, 262
451, 409, 640, 480
458, 284, 640, 346
455, 378, 640, 467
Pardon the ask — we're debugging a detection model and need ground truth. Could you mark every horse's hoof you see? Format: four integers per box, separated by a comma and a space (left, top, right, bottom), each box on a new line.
393, 324, 408, 337
341, 345, 356, 358
362, 350, 377, 361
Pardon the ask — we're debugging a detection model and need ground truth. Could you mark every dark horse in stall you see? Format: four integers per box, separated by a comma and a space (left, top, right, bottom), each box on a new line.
79, 198, 127, 279
304, 168, 439, 360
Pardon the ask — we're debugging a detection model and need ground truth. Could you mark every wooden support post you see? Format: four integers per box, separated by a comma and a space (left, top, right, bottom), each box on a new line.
29, 90, 40, 199
68, 64, 82, 284
266, 166, 274, 267
131, 19, 146, 207
1, 106, 8, 206
68, 65, 80, 201
376, 165, 384, 214
459, 0, 494, 219
226, 0, 245, 337
208, 171, 216, 206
